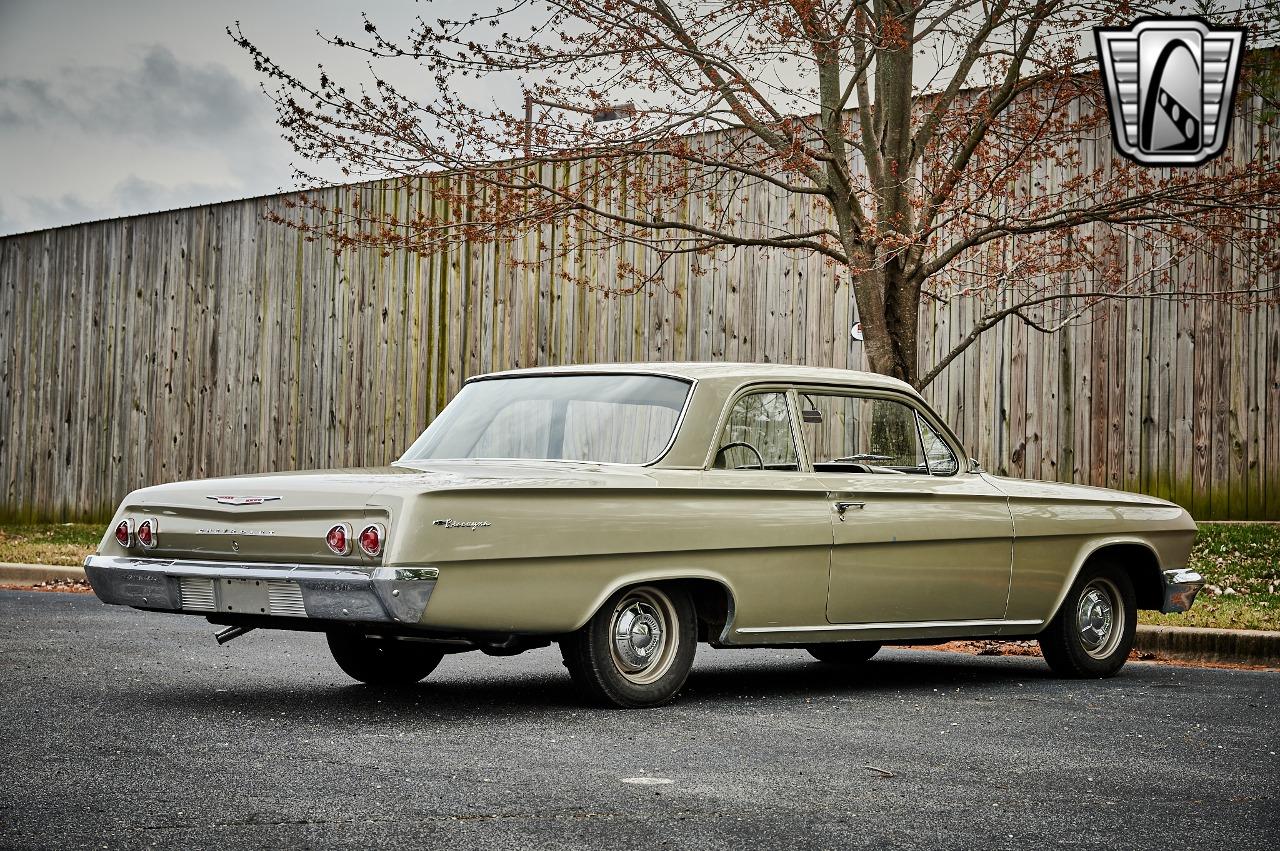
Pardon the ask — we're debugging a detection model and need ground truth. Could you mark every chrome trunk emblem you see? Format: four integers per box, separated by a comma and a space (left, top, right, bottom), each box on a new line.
206, 496, 282, 506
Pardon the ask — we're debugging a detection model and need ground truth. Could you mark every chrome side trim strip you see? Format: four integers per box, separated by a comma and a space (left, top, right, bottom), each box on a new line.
736, 618, 1044, 634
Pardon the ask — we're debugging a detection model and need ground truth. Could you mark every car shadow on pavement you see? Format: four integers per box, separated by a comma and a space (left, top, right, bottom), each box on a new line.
681, 651, 1054, 700
135, 649, 1057, 719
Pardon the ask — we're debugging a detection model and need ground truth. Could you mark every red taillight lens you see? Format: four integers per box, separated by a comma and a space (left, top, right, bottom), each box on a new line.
326, 524, 350, 555
358, 524, 384, 557
114, 519, 133, 548
136, 518, 157, 549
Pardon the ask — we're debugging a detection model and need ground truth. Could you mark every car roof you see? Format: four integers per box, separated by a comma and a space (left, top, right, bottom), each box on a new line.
470, 361, 918, 395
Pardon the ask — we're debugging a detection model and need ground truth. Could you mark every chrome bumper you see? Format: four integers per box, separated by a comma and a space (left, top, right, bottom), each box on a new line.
83, 555, 438, 625
1161, 568, 1205, 613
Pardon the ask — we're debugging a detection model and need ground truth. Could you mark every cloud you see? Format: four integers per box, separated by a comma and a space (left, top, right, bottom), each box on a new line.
0, 44, 296, 235
108, 174, 246, 212
0, 78, 71, 127
1, 175, 249, 236
0, 45, 261, 142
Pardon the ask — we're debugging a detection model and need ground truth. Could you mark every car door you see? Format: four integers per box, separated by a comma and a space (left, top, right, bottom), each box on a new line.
796, 389, 1015, 625
701, 388, 835, 631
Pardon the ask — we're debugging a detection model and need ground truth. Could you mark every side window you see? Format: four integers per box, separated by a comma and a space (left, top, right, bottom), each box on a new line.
799, 393, 955, 475
713, 392, 799, 471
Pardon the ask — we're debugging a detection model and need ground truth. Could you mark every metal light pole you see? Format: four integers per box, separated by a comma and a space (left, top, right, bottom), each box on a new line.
523, 94, 636, 158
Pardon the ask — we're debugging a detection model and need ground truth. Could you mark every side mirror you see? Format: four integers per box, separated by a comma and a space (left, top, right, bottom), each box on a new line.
801, 409, 823, 424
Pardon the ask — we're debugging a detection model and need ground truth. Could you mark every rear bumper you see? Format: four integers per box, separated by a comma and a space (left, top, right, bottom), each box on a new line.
1161, 568, 1205, 614
83, 555, 437, 625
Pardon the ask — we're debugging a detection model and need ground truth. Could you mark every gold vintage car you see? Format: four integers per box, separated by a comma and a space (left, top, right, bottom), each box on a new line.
85, 363, 1203, 708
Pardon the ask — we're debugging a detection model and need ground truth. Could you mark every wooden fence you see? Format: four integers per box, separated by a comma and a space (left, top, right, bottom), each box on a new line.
2, 139, 1277, 523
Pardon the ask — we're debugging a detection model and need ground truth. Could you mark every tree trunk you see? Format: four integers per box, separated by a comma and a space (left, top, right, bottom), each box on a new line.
855, 265, 919, 386
856, 0, 920, 387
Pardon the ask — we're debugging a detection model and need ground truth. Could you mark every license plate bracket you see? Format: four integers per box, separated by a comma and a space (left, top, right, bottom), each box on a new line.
218, 577, 272, 615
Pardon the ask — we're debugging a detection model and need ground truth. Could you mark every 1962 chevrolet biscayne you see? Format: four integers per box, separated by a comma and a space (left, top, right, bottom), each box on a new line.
86, 363, 1203, 708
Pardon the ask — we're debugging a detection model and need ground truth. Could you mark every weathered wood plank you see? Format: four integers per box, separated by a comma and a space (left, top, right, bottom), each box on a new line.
0, 120, 1274, 520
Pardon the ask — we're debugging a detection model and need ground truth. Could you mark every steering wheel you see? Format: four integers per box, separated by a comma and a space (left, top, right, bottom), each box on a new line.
717, 440, 766, 470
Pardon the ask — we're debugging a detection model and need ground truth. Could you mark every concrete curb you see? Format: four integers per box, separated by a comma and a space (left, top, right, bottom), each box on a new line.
0, 562, 86, 583
1134, 624, 1280, 666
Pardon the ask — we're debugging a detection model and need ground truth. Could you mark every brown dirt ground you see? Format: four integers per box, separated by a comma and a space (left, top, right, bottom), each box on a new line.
906, 639, 1280, 672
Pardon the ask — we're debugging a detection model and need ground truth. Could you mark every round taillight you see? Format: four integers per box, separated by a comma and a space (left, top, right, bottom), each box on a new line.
358, 524, 384, 557
137, 518, 158, 549
326, 523, 351, 555
114, 519, 133, 548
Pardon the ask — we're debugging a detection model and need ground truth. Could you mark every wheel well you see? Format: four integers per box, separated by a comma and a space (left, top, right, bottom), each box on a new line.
655, 578, 735, 643
1083, 543, 1163, 611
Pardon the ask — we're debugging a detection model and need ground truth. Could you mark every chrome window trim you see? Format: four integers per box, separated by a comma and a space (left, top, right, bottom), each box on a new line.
790, 384, 965, 479
914, 411, 960, 476
702, 383, 804, 472
786, 388, 814, 473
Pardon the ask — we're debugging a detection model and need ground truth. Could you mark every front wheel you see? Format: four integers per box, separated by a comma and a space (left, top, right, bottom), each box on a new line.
326, 632, 444, 686
1038, 563, 1136, 678
560, 584, 697, 708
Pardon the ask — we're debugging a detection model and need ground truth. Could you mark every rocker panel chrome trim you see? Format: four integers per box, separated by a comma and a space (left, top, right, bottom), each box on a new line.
736, 618, 1044, 634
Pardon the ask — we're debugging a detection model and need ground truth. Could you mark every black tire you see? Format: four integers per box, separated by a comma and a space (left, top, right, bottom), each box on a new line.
326, 632, 444, 686
1038, 561, 1136, 678
560, 584, 697, 708
806, 642, 881, 665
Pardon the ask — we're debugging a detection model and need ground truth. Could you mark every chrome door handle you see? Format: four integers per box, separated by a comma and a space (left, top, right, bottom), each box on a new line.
834, 501, 866, 520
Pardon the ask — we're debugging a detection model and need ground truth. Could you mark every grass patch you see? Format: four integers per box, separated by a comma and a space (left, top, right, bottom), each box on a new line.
1140, 523, 1280, 632
0, 523, 102, 566
1, 520, 1276, 630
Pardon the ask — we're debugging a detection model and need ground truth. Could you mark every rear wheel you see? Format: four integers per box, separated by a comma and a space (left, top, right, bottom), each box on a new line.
560, 584, 697, 708
1038, 562, 1136, 678
326, 632, 444, 686
806, 642, 881, 665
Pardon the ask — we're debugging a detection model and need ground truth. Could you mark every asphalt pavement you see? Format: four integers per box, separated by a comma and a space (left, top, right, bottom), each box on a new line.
1, 590, 1276, 850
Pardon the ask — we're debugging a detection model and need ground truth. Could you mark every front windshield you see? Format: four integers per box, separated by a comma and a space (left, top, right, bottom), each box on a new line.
398, 374, 692, 465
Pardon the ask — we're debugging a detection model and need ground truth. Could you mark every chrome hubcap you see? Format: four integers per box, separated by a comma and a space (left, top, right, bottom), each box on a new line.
614, 603, 664, 671
1076, 579, 1123, 659
609, 588, 679, 684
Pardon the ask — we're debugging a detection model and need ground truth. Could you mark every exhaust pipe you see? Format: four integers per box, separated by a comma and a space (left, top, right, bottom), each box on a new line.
214, 625, 256, 645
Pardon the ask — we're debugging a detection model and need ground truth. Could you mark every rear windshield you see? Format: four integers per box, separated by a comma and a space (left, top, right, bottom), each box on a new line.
398, 374, 691, 465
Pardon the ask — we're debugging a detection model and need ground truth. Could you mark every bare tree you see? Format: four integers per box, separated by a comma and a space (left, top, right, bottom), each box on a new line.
232, 0, 1280, 388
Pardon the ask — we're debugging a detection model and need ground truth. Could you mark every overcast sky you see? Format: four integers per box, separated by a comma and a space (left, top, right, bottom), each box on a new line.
0, 1, 453, 236
0, 0, 1241, 237
0, 0, 996, 237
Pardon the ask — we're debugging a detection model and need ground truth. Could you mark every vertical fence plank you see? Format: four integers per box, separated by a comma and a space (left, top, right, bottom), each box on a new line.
0, 140, 1274, 521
